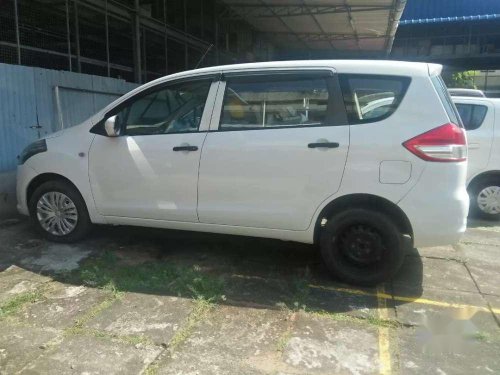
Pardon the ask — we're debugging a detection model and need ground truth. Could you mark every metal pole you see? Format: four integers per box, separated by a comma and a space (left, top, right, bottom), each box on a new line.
184, 0, 188, 69
133, 0, 142, 83
105, 0, 110, 76
142, 27, 147, 82
13, 0, 21, 64
215, 0, 219, 65
163, 0, 168, 74
74, 1, 81, 72
65, 0, 72, 71
200, 0, 204, 40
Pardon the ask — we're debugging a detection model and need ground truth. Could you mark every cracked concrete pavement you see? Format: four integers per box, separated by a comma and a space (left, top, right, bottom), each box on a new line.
0, 216, 499, 374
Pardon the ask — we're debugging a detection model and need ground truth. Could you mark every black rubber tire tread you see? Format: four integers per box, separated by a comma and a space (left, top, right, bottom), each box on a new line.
468, 177, 500, 221
28, 179, 91, 243
320, 208, 405, 286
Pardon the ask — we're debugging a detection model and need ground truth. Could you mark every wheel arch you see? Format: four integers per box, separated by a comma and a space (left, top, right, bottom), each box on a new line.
27, 173, 81, 207
467, 170, 500, 191
313, 193, 413, 245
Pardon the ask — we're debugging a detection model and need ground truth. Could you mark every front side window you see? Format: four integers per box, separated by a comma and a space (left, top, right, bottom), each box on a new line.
114, 79, 212, 136
219, 75, 330, 130
455, 103, 488, 131
339, 74, 410, 124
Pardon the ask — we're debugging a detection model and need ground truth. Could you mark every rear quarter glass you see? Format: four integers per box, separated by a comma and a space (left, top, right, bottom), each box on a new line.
430, 75, 463, 127
338, 74, 411, 125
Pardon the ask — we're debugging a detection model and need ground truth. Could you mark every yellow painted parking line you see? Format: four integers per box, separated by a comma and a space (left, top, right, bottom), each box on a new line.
376, 285, 392, 375
309, 284, 500, 315
230, 274, 500, 314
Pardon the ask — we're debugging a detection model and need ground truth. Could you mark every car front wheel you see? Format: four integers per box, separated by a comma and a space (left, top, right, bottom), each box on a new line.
29, 180, 91, 242
320, 208, 405, 286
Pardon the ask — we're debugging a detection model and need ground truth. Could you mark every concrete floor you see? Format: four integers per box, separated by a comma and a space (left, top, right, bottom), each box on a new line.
0, 216, 499, 374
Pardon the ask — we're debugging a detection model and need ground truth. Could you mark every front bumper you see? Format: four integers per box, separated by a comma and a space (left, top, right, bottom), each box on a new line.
16, 164, 38, 216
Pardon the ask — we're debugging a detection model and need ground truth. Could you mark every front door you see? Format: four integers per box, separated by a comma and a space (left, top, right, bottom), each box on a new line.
197, 70, 350, 230
89, 77, 217, 221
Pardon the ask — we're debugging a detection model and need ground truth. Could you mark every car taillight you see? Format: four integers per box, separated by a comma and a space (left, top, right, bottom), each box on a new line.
403, 123, 467, 162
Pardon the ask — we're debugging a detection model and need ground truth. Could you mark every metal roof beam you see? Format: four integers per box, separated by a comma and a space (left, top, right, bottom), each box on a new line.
255, 0, 310, 50
220, 5, 392, 19
271, 31, 384, 42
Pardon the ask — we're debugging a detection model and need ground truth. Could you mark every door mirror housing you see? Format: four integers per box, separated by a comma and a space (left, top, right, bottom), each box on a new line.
104, 115, 120, 137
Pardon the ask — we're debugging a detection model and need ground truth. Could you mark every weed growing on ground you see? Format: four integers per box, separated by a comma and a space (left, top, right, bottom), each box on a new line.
312, 309, 401, 328
276, 329, 292, 352
70, 251, 224, 301
168, 297, 214, 351
0, 285, 47, 318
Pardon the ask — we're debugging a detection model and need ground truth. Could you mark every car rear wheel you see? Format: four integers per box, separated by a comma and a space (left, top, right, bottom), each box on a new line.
320, 208, 405, 286
29, 180, 91, 242
469, 178, 500, 220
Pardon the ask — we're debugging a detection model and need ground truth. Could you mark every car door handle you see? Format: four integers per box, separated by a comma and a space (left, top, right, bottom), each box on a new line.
173, 145, 198, 152
308, 142, 339, 149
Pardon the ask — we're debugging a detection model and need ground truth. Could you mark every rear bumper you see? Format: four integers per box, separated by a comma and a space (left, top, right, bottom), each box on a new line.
398, 164, 469, 248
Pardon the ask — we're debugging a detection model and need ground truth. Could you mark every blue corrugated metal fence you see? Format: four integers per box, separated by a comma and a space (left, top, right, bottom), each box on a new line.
0, 63, 138, 172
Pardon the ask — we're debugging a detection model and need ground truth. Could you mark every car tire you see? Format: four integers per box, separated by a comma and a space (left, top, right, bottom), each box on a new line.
29, 179, 91, 243
469, 177, 500, 220
320, 208, 405, 286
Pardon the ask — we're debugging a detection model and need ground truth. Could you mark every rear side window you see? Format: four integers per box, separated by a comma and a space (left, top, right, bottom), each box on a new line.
455, 103, 488, 131
219, 74, 330, 130
339, 74, 410, 124
430, 75, 462, 127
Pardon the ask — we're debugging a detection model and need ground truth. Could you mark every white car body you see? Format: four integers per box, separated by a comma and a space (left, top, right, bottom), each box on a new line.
453, 96, 500, 217
17, 60, 468, 250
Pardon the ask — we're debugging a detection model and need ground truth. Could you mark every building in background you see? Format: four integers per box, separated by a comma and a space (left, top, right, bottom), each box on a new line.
392, 0, 500, 96
0, 0, 406, 84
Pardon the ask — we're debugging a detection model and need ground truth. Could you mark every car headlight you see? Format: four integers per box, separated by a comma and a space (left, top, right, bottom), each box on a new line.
18, 139, 47, 165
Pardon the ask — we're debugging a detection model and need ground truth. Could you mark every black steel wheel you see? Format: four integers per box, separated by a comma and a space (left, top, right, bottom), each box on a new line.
320, 208, 405, 286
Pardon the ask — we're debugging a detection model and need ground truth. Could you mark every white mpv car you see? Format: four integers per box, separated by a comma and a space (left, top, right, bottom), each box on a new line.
17, 60, 469, 285
453, 96, 500, 219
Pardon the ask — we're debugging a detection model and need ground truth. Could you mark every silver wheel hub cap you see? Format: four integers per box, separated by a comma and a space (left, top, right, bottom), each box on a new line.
36, 192, 78, 236
477, 186, 500, 215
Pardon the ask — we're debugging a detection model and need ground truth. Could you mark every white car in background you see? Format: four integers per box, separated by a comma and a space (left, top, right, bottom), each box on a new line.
16, 60, 469, 285
453, 97, 500, 219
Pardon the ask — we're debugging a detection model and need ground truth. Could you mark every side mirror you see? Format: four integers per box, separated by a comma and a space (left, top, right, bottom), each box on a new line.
104, 115, 120, 137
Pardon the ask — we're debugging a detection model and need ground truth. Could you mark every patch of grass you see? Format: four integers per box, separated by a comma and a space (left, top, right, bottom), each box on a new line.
143, 361, 160, 375
288, 268, 311, 311
0, 287, 45, 318
469, 331, 490, 342
66, 286, 120, 335
69, 251, 224, 301
312, 309, 401, 329
142, 298, 215, 375
276, 330, 292, 352
66, 325, 152, 346
168, 297, 214, 351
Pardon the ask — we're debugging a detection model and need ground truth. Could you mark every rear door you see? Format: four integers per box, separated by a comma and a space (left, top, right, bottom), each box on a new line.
455, 99, 494, 177
197, 70, 350, 230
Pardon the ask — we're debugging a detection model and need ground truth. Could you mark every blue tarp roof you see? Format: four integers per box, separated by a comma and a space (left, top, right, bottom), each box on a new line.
400, 0, 500, 25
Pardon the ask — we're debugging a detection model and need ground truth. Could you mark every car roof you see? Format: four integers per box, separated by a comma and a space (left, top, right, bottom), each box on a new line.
146, 60, 435, 85
99, 60, 439, 116
448, 88, 486, 97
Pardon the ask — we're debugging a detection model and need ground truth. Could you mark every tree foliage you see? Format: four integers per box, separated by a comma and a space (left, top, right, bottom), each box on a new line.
448, 71, 478, 89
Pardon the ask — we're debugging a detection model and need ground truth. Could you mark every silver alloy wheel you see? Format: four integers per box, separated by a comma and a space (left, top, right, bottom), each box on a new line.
36, 192, 78, 236
477, 186, 500, 215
